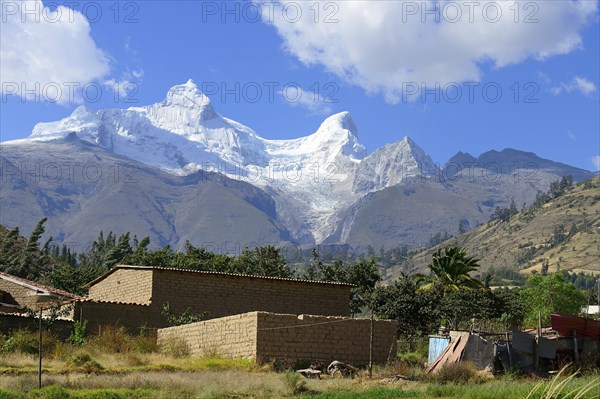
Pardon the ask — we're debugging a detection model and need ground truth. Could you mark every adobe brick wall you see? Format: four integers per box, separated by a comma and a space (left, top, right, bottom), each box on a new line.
74, 301, 161, 334
157, 312, 257, 358
256, 312, 397, 366
0, 279, 38, 310
87, 268, 153, 305
0, 313, 73, 339
157, 311, 397, 367
151, 269, 350, 320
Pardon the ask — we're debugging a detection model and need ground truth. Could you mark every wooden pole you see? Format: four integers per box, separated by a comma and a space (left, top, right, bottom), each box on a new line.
38, 306, 42, 389
534, 312, 541, 372
505, 332, 512, 369
368, 309, 374, 379
573, 330, 579, 365
597, 277, 599, 320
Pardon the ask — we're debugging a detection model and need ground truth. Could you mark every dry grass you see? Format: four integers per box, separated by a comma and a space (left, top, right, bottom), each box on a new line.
1, 330, 598, 398
1, 364, 599, 399
1, 370, 288, 397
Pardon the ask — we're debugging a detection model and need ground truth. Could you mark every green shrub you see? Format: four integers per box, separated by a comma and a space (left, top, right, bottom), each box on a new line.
283, 371, 307, 395
84, 326, 158, 355
1, 330, 59, 356
68, 320, 87, 346
398, 351, 426, 367
86, 326, 129, 353
161, 302, 208, 327
29, 385, 70, 399
159, 337, 189, 358
127, 335, 159, 354
66, 352, 103, 373
0, 389, 26, 399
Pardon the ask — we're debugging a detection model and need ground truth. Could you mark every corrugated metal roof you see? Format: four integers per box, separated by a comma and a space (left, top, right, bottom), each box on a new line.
0, 271, 82, 300
550, 313, 600, 338
85, 265, 354, 288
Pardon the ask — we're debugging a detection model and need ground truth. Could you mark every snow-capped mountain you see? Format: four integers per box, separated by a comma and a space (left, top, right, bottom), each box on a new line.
2, 80, 593, 249
12, 80, 435, 243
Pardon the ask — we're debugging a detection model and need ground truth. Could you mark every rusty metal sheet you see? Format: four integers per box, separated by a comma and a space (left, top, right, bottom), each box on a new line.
550, 313, 600, 338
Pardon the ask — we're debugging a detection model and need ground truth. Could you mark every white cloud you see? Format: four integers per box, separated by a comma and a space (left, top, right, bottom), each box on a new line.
592, 155, 600, 171
551, 76, 597, 96
567, 131, 576, 141
0, 0, 111, 103
103, 69, 144, 99
103, 79, 135, 99
280, 86, 333, 115
259, 1, 598, 103
130, 70, 144, 80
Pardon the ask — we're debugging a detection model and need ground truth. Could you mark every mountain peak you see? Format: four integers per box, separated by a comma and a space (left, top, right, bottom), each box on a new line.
144, 80, 219, 125
164, 80, 211, 108
400, 136, 416, 146
184, 78, 197, 88
319, 111, 359, 137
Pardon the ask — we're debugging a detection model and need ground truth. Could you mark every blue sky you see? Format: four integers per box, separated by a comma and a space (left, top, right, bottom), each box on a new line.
1, 0, 599, 170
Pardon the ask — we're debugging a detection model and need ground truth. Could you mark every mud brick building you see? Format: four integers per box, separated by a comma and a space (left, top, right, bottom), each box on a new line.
0, 271, 79, 314
157, 311, 398, 366
0, 271, 80, 336
81, 265, 352, 330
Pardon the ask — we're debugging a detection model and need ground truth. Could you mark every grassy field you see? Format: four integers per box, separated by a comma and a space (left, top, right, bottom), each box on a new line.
1, 329, 598, 398
1, 352, 598, 398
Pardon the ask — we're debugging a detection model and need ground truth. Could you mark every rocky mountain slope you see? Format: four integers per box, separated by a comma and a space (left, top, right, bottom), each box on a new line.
0, 135, 292, 249
1, 80, 595, 250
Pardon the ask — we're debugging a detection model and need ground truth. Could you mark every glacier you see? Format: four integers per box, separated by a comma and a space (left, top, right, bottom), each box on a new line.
4, 80, 438, 243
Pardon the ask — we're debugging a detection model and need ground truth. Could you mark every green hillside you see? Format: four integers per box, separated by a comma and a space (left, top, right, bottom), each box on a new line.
385, 177, 600, 283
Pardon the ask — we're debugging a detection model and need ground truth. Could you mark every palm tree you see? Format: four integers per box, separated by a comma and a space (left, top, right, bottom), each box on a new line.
418, 246, 484, 293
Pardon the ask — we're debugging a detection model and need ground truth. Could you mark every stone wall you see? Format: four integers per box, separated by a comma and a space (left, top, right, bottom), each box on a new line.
87, 268, 153, 305
157, 311, 397, 366
151, 269, 351, 320
157, 312, 257, 358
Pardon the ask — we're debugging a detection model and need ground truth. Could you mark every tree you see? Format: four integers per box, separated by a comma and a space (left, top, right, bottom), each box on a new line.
234, 246, 291, 278
520, 272, 587, 327
418, 246, 484, 294
305, 248, 323, 280
491, 200, 518, 223
102, 232, 133, 268
373, 274, 441, 338
43, 263, 106, 296
320, 259, 345, 282
540, 259, 549, 276
0, 227, 22, 275
549, 175, 574, 199
345, 258, 381, 315
549, 225, 567, 247
161, 302, 208, 327
439, 289, 503, 330
1, 218, 55, 280
494, 288, 526, 330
